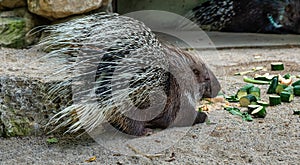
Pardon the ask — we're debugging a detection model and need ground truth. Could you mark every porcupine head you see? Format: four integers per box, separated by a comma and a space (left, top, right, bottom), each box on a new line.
40, 13, 221, 136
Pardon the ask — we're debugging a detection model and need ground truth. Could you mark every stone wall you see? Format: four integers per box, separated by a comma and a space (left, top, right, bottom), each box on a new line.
0, 0, 111, 48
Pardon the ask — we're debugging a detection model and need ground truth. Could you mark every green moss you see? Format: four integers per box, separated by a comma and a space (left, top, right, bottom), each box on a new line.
5, 117, 32, 137
0, 107, 33, 137
0, 17, 26, 48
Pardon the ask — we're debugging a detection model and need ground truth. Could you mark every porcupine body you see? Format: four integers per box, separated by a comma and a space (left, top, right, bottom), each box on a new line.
40, 13, 220, 136
186, 0, 300, 33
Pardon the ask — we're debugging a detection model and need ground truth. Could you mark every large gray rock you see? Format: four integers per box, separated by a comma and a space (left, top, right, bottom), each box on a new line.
0, 76, 72, 137
27, 0, 103, 20
0, 0, 26, 9
0, 48, 72, 137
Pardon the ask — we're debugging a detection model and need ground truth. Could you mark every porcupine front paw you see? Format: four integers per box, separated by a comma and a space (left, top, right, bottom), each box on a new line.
126, 122, 153, 136
193, 111, 207, 125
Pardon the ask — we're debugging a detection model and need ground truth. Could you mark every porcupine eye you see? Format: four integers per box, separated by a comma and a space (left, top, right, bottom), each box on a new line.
192, 68, 209, 83
192, 69, 202, 82
192, 69, 200, 76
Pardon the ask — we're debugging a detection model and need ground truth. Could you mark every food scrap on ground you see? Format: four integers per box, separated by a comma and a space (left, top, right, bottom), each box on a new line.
46, 137, 59, 144
85, 156, 97, 162
200, 62, 300, 121
234, 66, 265, 76
271, 62, 284, 71
224, 106, 253, 121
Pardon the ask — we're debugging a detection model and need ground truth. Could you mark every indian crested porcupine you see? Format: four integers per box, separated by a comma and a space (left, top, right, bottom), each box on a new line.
40, 13, 221, 136
186, 0, 300, 33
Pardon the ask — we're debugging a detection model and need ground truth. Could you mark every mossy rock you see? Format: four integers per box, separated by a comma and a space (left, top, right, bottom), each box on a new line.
0, 8, 50, 48
0, 107, 33, 137
0, 17, 26, 48
0, 76, 73, 137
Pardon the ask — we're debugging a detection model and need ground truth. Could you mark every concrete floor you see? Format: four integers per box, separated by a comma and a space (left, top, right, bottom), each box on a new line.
1, 46, 299, 164
156, 31, 300, 49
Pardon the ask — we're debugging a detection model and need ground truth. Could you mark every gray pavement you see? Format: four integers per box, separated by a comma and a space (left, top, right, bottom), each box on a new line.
156, 31, 300, 49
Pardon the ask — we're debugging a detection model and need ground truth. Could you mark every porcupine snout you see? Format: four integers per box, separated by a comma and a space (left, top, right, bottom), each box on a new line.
203, 68, 221, 98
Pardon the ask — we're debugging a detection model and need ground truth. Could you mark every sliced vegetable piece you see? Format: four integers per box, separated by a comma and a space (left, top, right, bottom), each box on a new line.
234, 70, 253, 76
236, 84, 255, 99
224, 107, 253, 121
243, 76, 270, 85
243, 84, 255, 92
283, 73, 291, 79
283, 86, 294, 94
275, 84, 288, 94
292, 80, 300, 87
225, 95, 239, 102
252, 66, 264, 71
239, 94, 257, 107
236, 88, 248, 99
248, 105, 260, 113
249, 86, 261, 99
251, 106, 267, 118
271, 62, 284, 71
280, 91, 294, 103
254, 73, 275, 81
267, 76, 279, 94
250, 101, 258, 105
242, 112, 254, 121
269, 95, 281, 106
225, 107, 242, 116
294, 85, 300, 96
257, 100, 269, 106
